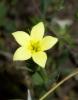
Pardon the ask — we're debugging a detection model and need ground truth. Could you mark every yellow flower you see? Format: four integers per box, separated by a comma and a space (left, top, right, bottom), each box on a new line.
12, 22, 58, 68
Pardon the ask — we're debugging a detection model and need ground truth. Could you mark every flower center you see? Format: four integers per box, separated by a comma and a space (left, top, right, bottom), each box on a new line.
29, 40, 41, 53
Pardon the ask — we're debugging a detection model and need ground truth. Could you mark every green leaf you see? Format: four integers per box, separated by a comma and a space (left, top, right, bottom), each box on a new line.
40, 0, 52, 17
11, 0, 17, 5
32, 72, 44, 85
0, 2, 7, 25
38, 68, 48, 83
4, 19, 16, 32
0, 2, 7, 18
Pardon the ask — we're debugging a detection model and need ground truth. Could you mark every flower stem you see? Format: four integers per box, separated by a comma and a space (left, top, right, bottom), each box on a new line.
39, 69, 78, 100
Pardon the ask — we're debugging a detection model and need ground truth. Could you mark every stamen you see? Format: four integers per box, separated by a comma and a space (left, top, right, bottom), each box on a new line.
29, 40, 41, 53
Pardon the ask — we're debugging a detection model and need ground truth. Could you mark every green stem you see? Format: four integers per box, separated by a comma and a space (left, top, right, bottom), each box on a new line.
39, 69, 78, 100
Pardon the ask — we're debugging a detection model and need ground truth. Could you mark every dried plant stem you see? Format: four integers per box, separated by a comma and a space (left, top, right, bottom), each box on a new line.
39, 69, 78, 100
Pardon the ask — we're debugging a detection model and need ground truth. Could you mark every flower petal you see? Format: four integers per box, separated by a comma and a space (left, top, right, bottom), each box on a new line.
13, 47, 31, 60
12, 31, 30, 46
32, 52, 47, 68
31, 22, 44, 40
41, 36, 58, 51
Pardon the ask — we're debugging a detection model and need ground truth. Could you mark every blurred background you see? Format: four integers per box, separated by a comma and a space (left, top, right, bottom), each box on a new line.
0, 0, 78, 100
